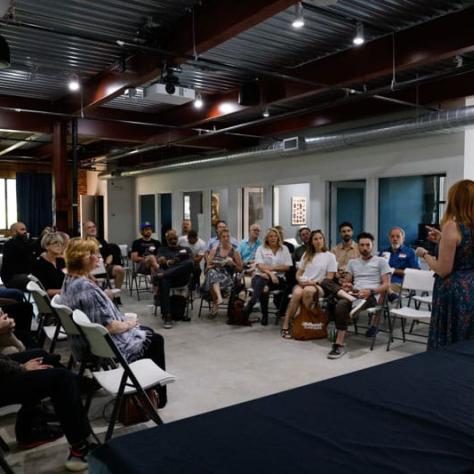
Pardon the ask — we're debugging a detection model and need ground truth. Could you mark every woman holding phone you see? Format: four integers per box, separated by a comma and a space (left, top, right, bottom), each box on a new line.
416, 179, 474, 349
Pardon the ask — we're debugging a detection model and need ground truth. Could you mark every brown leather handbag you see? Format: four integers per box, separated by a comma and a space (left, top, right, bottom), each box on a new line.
292, 304, 328, 340
118, 389, 158, 426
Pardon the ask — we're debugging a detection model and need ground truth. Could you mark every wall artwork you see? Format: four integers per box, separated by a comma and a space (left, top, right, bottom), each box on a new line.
291, 196, 307, 225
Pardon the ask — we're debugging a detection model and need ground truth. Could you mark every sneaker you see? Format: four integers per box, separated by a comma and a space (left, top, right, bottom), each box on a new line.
18, 424, 64, 449
327, 343, 347, 360
365, 325, 379, 337
65, 442, 97, 472
163, 317, 173, 329
349, 298, 368, 318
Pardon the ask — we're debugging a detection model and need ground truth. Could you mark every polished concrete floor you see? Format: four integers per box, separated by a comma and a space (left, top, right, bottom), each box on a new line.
1, 289, 427, 473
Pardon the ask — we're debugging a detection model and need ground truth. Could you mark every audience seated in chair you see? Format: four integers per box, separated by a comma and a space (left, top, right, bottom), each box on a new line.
153, 229, 194, 329
83, 221, 126, 292
207, 220, 239, 251
1, 222, 35, 291
281, 230, 337, 338
243, 228, 292, 326
293, 226, 311, 263
60, 238, 168, 408
0, 349, 95, 471
275, 225, 295, 255
322, 232, 391, 360
32, 232, 66, 298
178, 218, 192, 242
178, 229, 206, 290
238, 224, 261, 273
204, 229, 243, 318
379, 226, 420, 301
330, 221, 360, 276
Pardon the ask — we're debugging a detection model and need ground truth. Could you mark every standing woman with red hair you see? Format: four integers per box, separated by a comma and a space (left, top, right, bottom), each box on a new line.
416, 179, 474, 349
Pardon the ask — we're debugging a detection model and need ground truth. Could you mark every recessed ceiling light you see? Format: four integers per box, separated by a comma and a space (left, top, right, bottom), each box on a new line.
292, 2, 304, 29
353, 22, 365, 46
68, 74, 80, 91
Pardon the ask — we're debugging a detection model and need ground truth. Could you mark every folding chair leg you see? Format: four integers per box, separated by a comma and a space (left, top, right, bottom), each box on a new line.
198, 297, 204, 318
0, 455, 15, 474
409, 320, 416, 334
135, 387, 163, 426
386, 315, 395, 351
49, 323, 62, 353
105, 396, 122, 442
0, 435, 9, 453
401, 318, 406, 342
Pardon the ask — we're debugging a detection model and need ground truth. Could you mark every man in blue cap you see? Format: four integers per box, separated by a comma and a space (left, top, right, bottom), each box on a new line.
131, 222, 161, 276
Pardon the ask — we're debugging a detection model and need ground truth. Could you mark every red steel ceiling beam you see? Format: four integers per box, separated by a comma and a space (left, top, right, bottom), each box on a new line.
56, 0, 299, 114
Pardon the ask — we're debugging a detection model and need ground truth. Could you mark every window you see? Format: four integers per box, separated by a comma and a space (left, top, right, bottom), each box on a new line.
378, 174, 445, 249
0, 178, 17, 230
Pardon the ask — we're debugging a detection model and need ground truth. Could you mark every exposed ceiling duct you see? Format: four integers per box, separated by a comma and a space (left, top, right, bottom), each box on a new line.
100, 104, 474, 179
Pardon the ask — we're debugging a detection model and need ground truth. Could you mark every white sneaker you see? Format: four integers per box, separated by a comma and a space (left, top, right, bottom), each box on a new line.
350, 298, 368, 318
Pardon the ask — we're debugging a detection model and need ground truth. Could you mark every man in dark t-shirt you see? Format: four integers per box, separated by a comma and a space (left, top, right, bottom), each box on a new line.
1, 222, 35, 290
154, 229, 193, 329
131, 222, 161, 275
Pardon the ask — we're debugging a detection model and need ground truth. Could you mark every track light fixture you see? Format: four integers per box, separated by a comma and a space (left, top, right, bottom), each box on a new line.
353, 22, 365, 46
292, 2, 305, 29
194, 92, 203, 109
262, 106, 270, 118
0, 34, 10, 69
68, 74, 80, 91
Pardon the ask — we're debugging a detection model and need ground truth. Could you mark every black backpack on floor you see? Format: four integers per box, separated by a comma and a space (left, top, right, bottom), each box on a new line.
170, 294, 187, 321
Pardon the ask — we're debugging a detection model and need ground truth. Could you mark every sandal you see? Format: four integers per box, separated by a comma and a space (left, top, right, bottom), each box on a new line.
280, 328, 292, 339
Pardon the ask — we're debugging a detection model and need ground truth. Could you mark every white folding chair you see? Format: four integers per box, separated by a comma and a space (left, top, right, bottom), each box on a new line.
26, 280, 67, 352
72, 310, 176, 441
387, 268, 434, 351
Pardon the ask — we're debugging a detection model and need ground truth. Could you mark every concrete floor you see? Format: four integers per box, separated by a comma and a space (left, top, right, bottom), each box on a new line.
1, 289, 427, 473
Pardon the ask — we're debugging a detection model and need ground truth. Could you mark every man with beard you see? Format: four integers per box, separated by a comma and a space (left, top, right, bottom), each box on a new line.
327, 232, 391, 359
379, 227, 419, 298
293, 226, 311, 263
154, 229, 193, 329
1, 222, 35, 290
330, 222, 360, 273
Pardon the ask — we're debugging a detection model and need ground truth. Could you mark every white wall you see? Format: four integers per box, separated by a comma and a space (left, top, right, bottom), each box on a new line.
103, 131, 465, 246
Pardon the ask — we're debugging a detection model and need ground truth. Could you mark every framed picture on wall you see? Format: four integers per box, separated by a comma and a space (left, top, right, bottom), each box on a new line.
291, 196, 307, 225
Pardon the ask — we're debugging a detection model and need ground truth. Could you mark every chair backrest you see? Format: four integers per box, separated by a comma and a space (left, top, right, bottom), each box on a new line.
27, 273, 46, 291
402, 268, 435, 293
119, 244, 128, 258
50, 295, 81, 336
26, 280, 53, 315
91, 257, 107, 276
72, 309, 116, 359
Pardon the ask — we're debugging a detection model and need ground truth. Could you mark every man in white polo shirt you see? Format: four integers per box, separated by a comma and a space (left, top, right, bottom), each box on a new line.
327, 232, 391, 360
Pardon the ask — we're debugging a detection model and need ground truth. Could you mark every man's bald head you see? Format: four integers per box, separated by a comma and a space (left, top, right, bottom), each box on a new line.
10, 222, 27, 238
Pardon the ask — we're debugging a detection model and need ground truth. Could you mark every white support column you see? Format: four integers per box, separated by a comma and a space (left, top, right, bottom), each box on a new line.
172, 191, 183, 232
365, 177, 378, 246
263, 184, 273, 231
227, 186, 240, 239
201, 189, 212, 244
310, 176, 324, 229
464, 97, 474, 180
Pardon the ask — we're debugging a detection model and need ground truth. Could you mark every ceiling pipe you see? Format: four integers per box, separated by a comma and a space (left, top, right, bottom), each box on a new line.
99, 104, 474, 178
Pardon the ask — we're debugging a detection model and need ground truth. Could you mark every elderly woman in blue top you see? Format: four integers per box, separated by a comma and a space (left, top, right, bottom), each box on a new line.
380, 226, 420, 300
60, 238, 167, 407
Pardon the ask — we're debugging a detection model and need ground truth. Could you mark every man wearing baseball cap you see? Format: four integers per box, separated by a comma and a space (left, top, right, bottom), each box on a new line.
131, 222, 161, 278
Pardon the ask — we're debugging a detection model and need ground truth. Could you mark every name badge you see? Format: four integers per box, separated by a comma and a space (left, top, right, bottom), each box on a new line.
399, 253, 407, 259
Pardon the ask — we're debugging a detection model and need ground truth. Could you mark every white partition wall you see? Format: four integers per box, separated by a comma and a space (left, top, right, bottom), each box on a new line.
106, 131, 464, 246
